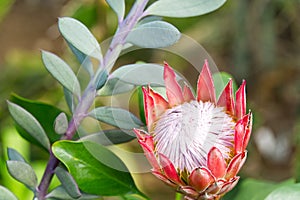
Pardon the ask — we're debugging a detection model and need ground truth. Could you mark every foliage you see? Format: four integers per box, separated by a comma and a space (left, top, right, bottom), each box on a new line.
0, 0, 299, 200
223, 178, 297, 200
0, 0, 14, 22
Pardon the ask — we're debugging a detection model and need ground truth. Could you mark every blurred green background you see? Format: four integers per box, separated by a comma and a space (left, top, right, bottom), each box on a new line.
0, 0, 299, 199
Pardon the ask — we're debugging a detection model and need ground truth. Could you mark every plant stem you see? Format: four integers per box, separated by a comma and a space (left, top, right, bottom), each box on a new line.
36, 0, 149, 199
175, 193, 183, 200
36, 152, 59, 200
36, 83, 96, 200
95, 0, 149, 74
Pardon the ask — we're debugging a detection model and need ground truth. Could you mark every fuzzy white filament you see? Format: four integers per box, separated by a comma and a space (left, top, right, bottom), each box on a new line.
153, 100, 235, 172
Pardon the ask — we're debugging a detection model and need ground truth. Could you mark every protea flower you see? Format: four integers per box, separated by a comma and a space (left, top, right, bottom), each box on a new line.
134, 60, 252, 200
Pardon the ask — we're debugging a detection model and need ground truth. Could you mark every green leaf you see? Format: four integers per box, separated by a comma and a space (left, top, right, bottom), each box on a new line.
175, 193, 183, 200
0, 0, 14, 22
58, 17, 102, 61
0, 186, 18, 200
123, 193, 149, 200
225, 178, 295, 200
54, 112, 68, 135
46, 185, 99, 200
7, 101, 50, 150
42, 51, 81, 97
10, 94, 64, 146
106, 0, 125, 21
52, 141, 144, 196
137, 86, 146, 124
71, 4, 98, 28
55, 167, 81, 199
145, 0, 227, 18
97, 78, 135, 96
80, 129, 136, 145
7, 148, 26, 163
265, 183, 300, 200
126, 21, 180, 48
89, 107, 144, 130
67, 41, 94, 77
6, 160, 38, 191
212, 72, 238, 100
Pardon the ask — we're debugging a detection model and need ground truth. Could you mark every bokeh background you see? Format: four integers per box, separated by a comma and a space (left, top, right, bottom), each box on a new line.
0, 0, 299, 199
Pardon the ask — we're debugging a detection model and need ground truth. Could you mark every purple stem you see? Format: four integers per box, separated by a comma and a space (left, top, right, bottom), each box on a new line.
36, 0, 149, 199
36, 152, 59, 200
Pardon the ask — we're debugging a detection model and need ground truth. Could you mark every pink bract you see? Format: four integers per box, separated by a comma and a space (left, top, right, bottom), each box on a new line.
134, 60, 252, 200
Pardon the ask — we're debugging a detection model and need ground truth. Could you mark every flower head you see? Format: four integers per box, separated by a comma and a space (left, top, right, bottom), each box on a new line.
134, 60, 252, 200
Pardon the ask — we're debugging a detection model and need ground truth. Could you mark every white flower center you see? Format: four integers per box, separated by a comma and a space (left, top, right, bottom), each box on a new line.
153, 100, 235, 172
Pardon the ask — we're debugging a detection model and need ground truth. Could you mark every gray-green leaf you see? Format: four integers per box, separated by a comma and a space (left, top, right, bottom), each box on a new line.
80, 129, 136, 146
126, 21, 180, 48
0, 186, 18, 200
98, 63, 183, 96
89, 107, 144, 130
109, 63, 182, 86
46, 185, 99, 200
7, 148, 26, 163
137, 16, 162, 26
64, 87, 76, 113
54, 112, 68, 135
42, 51, 81, 98
55, 167, 81, 199
106, 0, 125, 21
7, 101, 50, 150
6, 160, 38, 191
58, 17, 102, 61
67, 41, 94, 77
95, 69, 108, 90
145, 0, 227, 18
97, 78, 135, 96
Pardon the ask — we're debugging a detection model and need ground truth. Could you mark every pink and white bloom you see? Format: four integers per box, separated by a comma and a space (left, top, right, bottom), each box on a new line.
134, 60, 252, 200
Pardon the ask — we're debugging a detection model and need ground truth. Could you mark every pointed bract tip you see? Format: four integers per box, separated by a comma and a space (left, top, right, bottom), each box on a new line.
133, 128, 145, 140
202, 59, 210, 73
163, 61, 184, 106
217, 79, 234, 115
242, 112, 253, 150
235, 80, 247, 120
164, 62, 175, 76
197, 60, 216, 103
141, 86, 148, 95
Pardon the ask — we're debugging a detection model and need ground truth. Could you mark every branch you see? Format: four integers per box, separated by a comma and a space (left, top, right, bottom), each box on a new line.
35, 0, 150, 199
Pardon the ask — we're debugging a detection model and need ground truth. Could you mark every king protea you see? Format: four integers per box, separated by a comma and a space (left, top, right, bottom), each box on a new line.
134, 60, 252, 200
